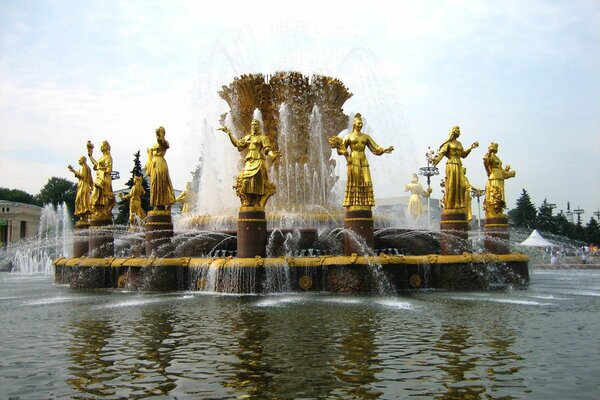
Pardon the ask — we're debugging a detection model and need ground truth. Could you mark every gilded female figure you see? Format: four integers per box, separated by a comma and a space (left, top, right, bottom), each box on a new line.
146, 126, 175, 210
88, 140, 115, 220
175, 182, 196, 213
219, 119, 279, 209
329, 113, 393, 209
119, 175, 147, 225
67, 156, 93, 222
404, 173, 431, 218
431, 126, 478, 211
483, 142, 515, 217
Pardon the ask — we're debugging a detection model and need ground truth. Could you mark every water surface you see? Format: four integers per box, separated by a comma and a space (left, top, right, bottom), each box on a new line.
1, 270, 599, 399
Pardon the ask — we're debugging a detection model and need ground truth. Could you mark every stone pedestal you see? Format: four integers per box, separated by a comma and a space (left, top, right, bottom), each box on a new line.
73, 221, 89, 258
440, 210, 470, 255
89, 218, 114, 258
484, 215, 510, 254
237, 208, 267, 258
344, 208, 374, 256
145, 210, 174, 257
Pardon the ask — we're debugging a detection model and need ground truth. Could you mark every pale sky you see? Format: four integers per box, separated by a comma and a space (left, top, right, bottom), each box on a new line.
1, 0, 599, 221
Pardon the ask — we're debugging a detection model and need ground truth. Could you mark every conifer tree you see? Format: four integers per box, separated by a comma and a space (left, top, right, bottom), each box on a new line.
536, 199, 557, 233
508, 189, 537, 228
115, 151, 150, 225
585, 217, 600, 245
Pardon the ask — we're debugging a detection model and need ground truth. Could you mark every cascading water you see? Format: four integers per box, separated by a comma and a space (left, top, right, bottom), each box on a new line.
10, 203, 72, 274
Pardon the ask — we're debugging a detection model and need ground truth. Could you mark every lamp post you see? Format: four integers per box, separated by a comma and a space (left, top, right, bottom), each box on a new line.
470, 188, 485, 230
565, 202, 573, 223
573, 207, 585, 225
419, 147, 439, 229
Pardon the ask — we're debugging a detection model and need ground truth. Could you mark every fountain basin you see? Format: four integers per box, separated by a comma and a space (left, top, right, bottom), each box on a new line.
54, 253, 529, 293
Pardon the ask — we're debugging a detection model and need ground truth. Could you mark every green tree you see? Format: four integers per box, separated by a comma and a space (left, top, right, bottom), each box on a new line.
36, 177, 77, 218
0, 187, 41, 206
536, 199, 557, 233
115, 150, 150, 225
508, 189, 537, 228
585, 217, 600, 245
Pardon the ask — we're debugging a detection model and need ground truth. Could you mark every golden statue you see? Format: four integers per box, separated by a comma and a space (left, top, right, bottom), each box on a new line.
146, 126, 176, 211
67, 156, 93, 223
431, 126, 478, 212
219, 119, 279, 209
87, 140, 115, 221
329, 113, 393, 209
404, 173, 431, 218
118, 175, 147, 227
462, 167, 480, 222
483, 142, 515, 217
176, 182, 197, 213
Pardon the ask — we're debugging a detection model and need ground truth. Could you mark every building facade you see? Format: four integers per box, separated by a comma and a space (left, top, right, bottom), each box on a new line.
0, 200, 42, 246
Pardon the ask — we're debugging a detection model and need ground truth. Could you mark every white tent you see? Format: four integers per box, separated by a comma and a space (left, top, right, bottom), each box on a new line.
520, 229, 553, 248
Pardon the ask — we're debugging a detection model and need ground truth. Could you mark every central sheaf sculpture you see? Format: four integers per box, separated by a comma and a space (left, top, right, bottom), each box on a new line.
328, 113, 393, 255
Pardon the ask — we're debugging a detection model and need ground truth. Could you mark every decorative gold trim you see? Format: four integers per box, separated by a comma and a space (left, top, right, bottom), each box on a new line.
442, 208, 466, 214
409, 274, 422, 288
239, 206, 265, 212
347, 206, 372, 211
299, 275, 313, 290
441, 220, 468, 224
54, 253, 529, 269
145, 221, 173, 226
148, 209, 172, 216
345, 217, 374, 222
238, 218, 267, 222
485, 223, 509, 227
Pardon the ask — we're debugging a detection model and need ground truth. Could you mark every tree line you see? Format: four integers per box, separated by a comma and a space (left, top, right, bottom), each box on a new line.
508, 189, 599, 245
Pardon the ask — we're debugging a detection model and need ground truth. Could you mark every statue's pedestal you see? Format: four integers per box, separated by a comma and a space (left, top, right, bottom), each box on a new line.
145, 210, 173, 257
484, 215, 510, 254
440, 210, 470, 255
73, 220, 89, 257
89, 218, 114, 258
344, 208, 374, 256
237, 208, 267, 258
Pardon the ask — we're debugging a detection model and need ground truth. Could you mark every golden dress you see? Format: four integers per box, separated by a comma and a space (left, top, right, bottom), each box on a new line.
146, 137, 175, 208
434, 140, 471, 210
404, 182, 427, 218
91, 153, 114, 214
73, 163, 93, 218
341, 132, 387, 207
483, 150, 515, 215
236, 134, 274, 196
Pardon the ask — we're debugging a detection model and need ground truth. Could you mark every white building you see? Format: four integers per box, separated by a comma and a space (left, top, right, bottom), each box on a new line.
0, 200, 42, 246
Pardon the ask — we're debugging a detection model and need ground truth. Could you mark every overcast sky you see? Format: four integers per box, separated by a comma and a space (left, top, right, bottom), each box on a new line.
1, 0, 599, 221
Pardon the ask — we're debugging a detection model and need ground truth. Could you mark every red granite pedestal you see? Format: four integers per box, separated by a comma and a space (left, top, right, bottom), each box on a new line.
484, 215, 510, 254
344, 208, 375, 256
145, 210, 174, 257
88, 218, 113, 258
73, 221, 89, 258
440, 210, 470, 255
237, 208, 267, 258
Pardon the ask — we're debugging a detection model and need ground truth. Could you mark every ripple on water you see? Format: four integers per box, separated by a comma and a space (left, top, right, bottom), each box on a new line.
445, 296, 554, 306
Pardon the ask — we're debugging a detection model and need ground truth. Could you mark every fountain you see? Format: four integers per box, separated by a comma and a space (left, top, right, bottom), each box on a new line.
53, 72, 529, 293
